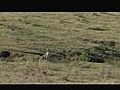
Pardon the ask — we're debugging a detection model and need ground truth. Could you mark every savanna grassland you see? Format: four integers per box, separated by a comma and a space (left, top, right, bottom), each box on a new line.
0, 12, 120, 83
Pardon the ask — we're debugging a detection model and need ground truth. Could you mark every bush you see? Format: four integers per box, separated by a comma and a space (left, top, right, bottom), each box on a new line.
79, 52, 89, 62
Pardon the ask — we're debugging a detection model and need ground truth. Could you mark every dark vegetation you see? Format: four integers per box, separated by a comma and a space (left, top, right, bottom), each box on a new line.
1, 39, 120, 64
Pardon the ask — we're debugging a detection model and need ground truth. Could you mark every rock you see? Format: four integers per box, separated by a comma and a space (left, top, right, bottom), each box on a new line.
88, 51, 105, 63
47, 51, 67, 61
0, 50, 11, 58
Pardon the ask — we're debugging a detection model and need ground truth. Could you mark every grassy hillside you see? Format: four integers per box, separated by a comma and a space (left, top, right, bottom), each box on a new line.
0, 12, 120, 83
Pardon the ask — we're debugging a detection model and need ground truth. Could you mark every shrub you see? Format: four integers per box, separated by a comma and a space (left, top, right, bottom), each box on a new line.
79, 52, 89, 62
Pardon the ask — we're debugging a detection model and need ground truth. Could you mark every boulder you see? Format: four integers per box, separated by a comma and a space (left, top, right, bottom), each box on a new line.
47, 51, 67, 61
0, 50, 11, 58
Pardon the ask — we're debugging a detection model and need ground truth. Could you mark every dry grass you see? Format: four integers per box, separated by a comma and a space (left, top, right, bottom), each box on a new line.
0, 12, 120, 83
0, 58, 120, 83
